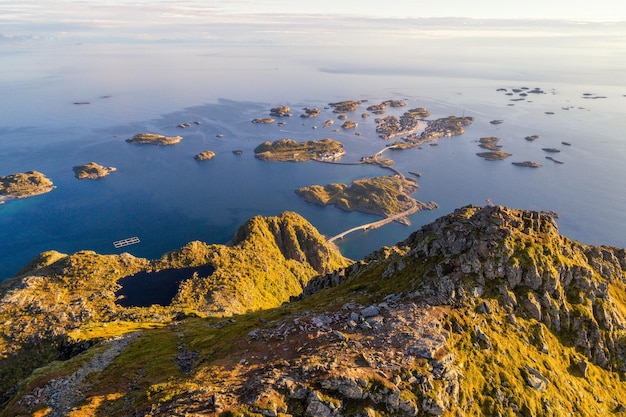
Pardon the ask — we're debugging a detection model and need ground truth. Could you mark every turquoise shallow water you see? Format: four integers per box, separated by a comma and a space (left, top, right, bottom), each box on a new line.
1, 20, 626, 280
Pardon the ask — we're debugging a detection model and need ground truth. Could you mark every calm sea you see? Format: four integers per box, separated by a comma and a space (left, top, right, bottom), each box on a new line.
1, 18, 625, 280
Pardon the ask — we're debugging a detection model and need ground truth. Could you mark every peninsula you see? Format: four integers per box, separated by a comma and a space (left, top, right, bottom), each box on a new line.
126, 132, 182, 145
0, 171, 55, 203
254, 138, 345, 162
72, 162, 117, 179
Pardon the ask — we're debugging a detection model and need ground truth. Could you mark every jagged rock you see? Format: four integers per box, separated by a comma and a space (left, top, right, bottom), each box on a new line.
524, 365, 549, 392
306, 391, 333, 417
422, 397, 445, 415
521, 291, 542, 321
530, 323, 550, 354
320, 378, 363, 399
578, 359, 589, 378
478, 300, 492, 314
361, 305, 380, 318
474, 325, 491, 349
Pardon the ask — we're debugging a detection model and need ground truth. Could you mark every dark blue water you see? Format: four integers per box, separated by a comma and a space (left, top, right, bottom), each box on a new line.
2, 91, 626, 281
116, 265, 216, 307
2, 22, 626, 281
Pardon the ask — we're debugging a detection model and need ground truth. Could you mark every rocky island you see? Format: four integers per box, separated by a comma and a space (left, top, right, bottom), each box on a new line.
0, 171, 55, 203
300, 107, 321, 118
477, 151, 512, 160
194, 150, 216, 161
251, 117, 275, 124
295, 175, 427, 222
269, 106, 292, 117
254, 138, 345, 162
126, 132, 182, 145
478, 136, 502, 150
328, 100, 362, 113
512, 161, 542, 168
72, 162, 117, 179
341, 120, 357, 130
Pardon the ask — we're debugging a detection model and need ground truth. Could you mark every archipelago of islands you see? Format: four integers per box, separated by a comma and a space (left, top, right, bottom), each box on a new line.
3, 94, 569, 223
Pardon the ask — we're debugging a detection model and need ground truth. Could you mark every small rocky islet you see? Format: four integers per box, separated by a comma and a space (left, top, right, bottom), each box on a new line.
125, 132, 182, 145
478, 136, 502, 150
194, 150, 216, 161
72, 162, 117, 179
512, 161, 542, 168
476, 151, 512, 161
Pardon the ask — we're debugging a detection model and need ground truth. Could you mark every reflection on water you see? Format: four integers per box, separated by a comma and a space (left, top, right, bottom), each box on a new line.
116, 265, 215, 307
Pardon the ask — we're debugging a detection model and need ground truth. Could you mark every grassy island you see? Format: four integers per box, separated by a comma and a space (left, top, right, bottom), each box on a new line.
254, 138, 345, 162
72, 162, 116, 179
295, 175, 420, 218
126, 132, 182, 145
0, 171, 55, 202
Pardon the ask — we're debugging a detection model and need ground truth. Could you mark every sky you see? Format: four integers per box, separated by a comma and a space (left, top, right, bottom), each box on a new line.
217, 0, 626, 21
1, 0, 625, 23
0, 0, 624, 45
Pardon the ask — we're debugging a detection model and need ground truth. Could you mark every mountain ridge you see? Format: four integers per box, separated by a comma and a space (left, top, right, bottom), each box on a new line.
1, 206, 626, 416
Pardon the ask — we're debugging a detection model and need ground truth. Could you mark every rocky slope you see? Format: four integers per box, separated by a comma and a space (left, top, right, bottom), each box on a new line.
1, 206, 626, 416
0, 211, 349, 409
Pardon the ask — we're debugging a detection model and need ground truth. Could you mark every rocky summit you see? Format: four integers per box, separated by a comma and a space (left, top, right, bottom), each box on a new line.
1, 206, 626, 416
